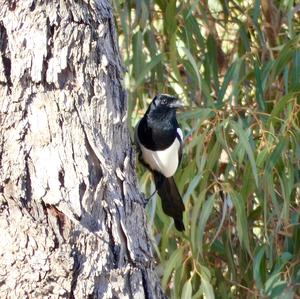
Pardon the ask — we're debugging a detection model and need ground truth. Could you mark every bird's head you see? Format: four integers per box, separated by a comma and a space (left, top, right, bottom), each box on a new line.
150, 94, 183, 111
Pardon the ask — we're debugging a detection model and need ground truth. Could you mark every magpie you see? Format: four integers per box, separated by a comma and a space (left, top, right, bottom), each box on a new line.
135, 94, 185, 231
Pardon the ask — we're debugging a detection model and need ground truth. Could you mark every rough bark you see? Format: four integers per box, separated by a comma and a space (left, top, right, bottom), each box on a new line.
0, 1, 164, 298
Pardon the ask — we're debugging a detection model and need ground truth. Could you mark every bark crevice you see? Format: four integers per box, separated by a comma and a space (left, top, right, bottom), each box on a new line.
70, 247, 84, 299
24, 152, 32, 207
0, 22, 12, 90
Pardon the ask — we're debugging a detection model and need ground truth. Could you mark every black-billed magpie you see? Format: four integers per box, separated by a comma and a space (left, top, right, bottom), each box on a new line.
135, 94, 185, 231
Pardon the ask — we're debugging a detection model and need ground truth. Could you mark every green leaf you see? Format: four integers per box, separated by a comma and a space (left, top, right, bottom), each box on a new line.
254, 62, 266, 110
165, 0, 177, 35
186, 0, 201, 18
181, 46, 212, 102
218, 60, 241, 104
132, 30, 144, 79
169, 34, 185, 87
272, 42, 295, 78
265, 137, 288, 174
162, 247, 184, 290
185, 14, 205, 49
181, 278, 192, 299
229, 190, 251, 253
197, 194, 215, 257
230, 120, 258, 187
181, 46, 202, 94
200, 265, 215, 299
135, 53, 163, 86
239, 22, 250, 52
182, 174, 201, 202
190, 188, 207, 255
268, 90, 300, 126
253, 246, 266, 291
269, 281, 288, 298
178, 107, 215, 122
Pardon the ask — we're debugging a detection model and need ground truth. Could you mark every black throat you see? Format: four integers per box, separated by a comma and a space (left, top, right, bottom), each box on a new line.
138, 108, 178, 151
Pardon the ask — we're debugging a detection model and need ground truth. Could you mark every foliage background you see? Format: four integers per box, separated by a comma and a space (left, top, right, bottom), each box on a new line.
113, 0, 300, 298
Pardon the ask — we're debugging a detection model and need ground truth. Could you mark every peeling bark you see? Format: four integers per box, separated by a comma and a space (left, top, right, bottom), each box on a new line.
0, 1, 165, 298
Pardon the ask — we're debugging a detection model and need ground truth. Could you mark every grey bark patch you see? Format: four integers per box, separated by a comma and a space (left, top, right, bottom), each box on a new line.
0, 1, 165, 298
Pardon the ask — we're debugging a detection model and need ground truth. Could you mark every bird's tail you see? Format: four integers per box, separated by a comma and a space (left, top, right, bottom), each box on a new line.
153, 172, 185, 231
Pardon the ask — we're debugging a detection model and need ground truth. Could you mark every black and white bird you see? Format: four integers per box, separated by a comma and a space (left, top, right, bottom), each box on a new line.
135, 94, 185, 231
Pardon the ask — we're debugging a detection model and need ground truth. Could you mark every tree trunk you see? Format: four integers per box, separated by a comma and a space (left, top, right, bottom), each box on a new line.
0, 1, 164, 298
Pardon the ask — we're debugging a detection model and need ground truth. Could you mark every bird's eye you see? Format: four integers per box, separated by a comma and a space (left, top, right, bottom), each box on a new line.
161, 98, 167, 105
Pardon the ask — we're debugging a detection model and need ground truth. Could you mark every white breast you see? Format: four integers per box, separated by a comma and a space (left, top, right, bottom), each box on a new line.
140, 128, 182, 178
